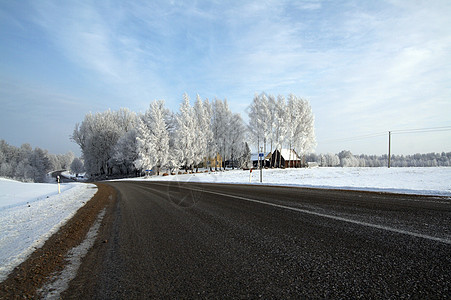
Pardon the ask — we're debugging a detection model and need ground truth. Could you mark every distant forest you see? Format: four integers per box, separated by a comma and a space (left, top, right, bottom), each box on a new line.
0, 140, 81, 182
1, 137, 450, 184
306, 151, 451, 167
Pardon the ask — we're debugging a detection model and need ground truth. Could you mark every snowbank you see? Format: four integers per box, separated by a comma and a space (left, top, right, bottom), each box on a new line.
0, 178, 97, 282
128, 167, 451, 197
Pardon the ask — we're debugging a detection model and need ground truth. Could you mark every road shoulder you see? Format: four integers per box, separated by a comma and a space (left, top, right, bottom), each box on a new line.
0, 183, 116, 299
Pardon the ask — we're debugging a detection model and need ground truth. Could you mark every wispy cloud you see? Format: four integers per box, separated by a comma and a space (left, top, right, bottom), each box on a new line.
31, 1, 169, 109
1, 0, 449, 154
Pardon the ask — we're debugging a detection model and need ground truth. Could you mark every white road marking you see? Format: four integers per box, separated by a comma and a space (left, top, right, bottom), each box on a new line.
163, 183, 451, 245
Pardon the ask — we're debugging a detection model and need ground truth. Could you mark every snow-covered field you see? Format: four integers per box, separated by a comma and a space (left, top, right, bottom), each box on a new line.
0, 178, 97, 282
133, 167, 451, 197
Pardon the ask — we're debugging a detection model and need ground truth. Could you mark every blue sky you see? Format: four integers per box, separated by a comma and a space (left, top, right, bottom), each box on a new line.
1, 0, 450, 156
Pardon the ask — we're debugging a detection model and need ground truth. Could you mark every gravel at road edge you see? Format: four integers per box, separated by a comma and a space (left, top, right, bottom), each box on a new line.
0, 183, 115, 299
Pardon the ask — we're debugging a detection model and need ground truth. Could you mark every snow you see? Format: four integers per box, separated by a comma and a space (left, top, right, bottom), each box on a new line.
0, 178, 97, 282
126, 167, 451, 197
279, 149, 300, 160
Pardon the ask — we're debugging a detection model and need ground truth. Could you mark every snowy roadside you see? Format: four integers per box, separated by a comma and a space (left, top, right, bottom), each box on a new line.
123, 167, 451, 197
0, 178, 97, 282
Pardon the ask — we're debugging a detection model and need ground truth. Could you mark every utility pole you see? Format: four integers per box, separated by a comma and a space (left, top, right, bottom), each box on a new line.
388, 131, 391, 168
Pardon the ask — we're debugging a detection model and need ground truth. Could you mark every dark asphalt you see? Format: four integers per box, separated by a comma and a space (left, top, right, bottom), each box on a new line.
65, 181, 451, 299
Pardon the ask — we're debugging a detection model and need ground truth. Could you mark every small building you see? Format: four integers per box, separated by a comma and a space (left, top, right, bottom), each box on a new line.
271, 149, 302, 168
203, 153, 223, 169
251, 152, 271, 168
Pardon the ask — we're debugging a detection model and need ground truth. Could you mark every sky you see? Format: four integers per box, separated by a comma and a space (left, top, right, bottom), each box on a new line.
1, 0, 450, 156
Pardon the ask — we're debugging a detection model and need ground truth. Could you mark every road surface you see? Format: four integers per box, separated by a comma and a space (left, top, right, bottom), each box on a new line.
50, 170, 75, 183
64, 181, 450, 298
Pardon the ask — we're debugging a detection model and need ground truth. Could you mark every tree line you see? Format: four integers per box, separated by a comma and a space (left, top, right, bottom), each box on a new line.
0, 140, 82, 182
306, 151, 451, 167
5, 91, 447, 183
71, 92, 316, 178
248, 93, 316, 161
71, 94, 249, 178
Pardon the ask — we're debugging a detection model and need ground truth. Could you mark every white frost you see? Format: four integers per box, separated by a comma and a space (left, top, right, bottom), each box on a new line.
0, 178, 97, 282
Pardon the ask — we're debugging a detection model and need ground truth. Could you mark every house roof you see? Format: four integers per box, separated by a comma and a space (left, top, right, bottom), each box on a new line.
275, 149, 300, 160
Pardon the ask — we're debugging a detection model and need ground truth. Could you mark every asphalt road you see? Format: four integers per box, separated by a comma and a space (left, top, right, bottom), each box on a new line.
64, 181, 451, 298
50, 170, 75, 183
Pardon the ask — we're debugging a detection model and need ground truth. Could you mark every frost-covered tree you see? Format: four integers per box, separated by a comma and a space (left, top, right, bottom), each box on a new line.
248, 94, 264, 154
203, 98, 216, 170
0, 140, 53, 182
164, 111, 180, 173
15, 144, 33, 181
286, 94, 298, 164
266, 94, 276, 155
135, 117, 153, 173
60, 152, 75, 170
212, 98, 233, 170
29, 148, 52, 182
228, 113, 246, 169
193, 95, 208, 170
338, 150, 360, 167
112, 129, 139, 175
320, 153, 340, 167
72, 108, 138, 177
147, 100, 170, 175
294, 97, 316, 154
240, 142, 252, 169
175, 93, 196, 170
273, 95, 288, 167
70, 157, 85, 176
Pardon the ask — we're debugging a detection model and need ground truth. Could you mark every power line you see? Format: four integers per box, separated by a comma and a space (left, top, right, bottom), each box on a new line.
391, 126, 451, 135
320, 126, 451, 144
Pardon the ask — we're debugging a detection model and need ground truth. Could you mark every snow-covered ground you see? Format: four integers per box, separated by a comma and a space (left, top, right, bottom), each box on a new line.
0, 178, 97, 282
129, 167, 451, 197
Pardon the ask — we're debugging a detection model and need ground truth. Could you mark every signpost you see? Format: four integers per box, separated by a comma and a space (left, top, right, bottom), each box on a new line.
259, 148, 263, 183
57, 175, 60, 194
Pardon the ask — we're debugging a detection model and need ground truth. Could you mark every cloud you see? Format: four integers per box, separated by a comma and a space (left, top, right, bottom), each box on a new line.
30, 1, 169, 108
4, 0, 449, 154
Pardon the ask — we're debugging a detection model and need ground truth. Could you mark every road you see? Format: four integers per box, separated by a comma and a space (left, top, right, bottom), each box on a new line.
64, 181, 451, 298
50, 170, 75, 183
